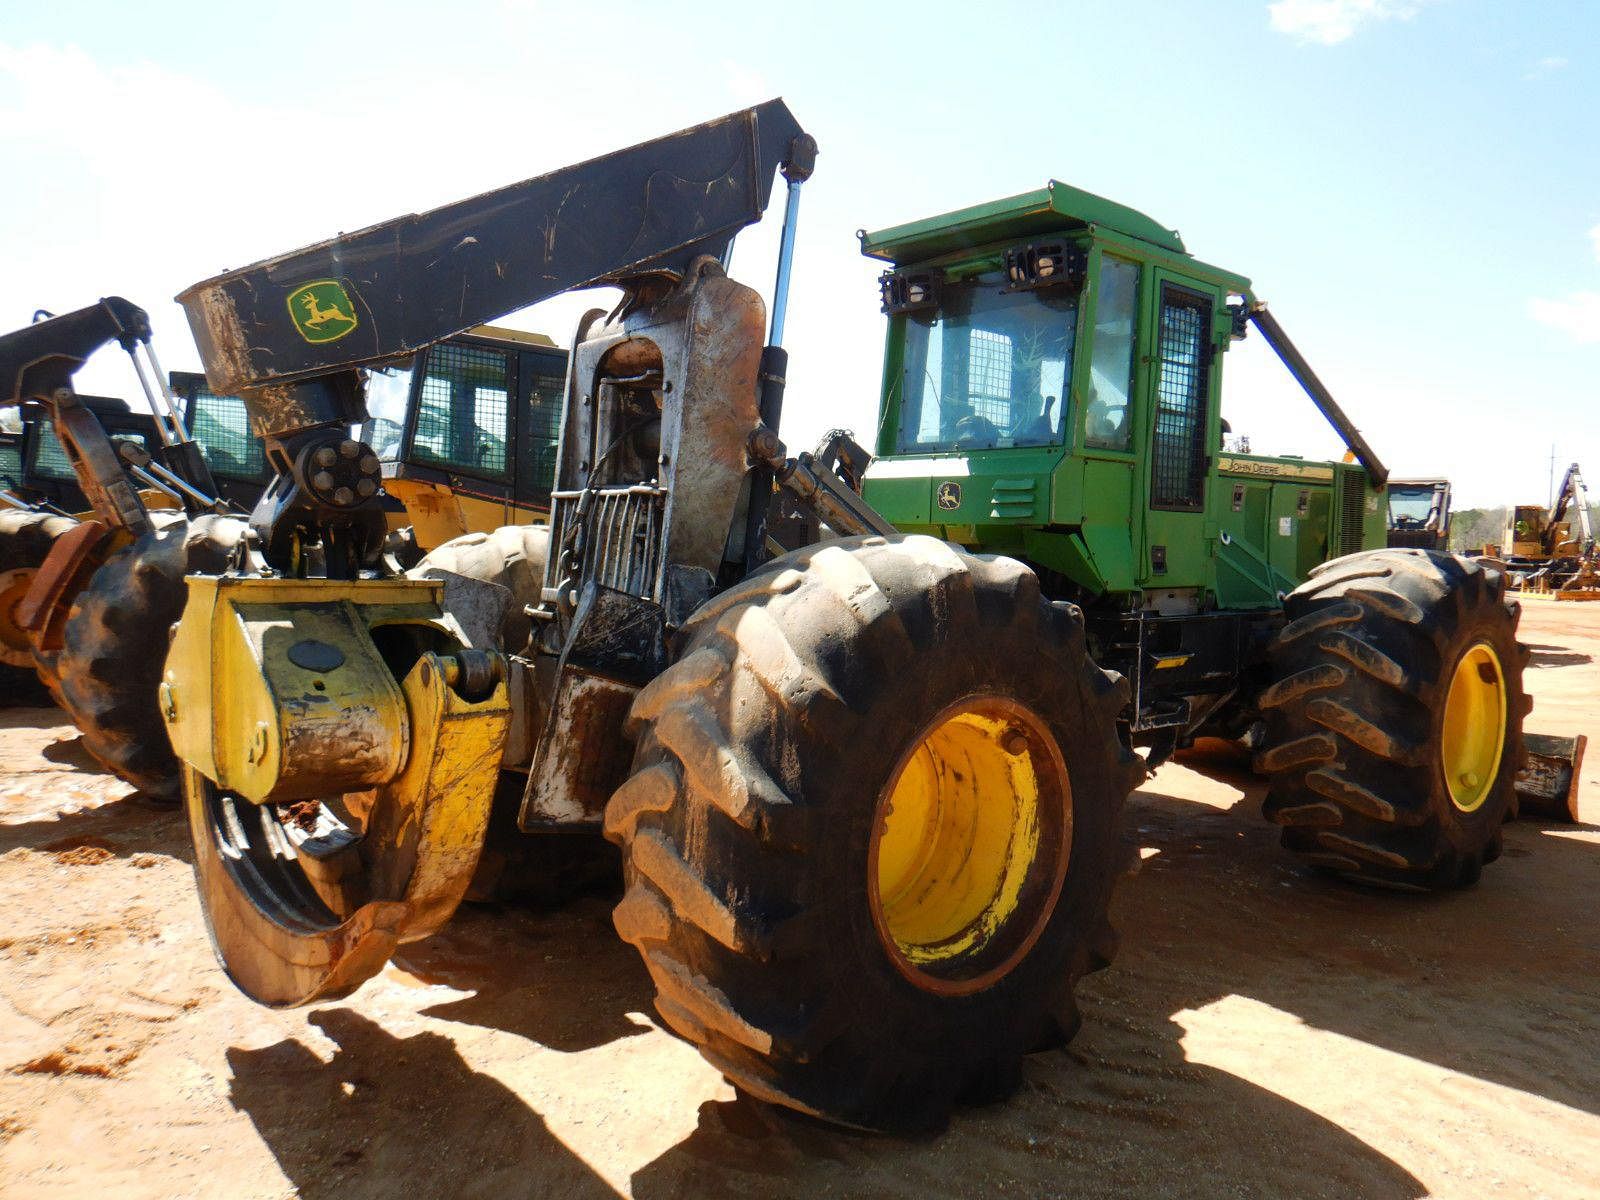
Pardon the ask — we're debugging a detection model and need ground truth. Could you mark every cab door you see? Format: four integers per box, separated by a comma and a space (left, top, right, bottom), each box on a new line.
1138, 271, 1222, 589
513, 346, 568, 517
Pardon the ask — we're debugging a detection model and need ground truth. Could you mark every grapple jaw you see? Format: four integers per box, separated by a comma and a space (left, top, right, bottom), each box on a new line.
164, 574, 511, 1006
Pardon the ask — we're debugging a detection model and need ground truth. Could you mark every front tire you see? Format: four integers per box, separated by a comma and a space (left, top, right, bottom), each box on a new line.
1257, 549, 1528, 889
605, 536, 1139, 1132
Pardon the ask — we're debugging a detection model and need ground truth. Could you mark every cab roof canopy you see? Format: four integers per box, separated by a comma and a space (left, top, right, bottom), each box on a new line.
860, 179, 1186, 266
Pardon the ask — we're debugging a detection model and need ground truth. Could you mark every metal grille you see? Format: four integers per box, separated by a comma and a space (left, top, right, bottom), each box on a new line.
547, 485, 667, 600
190, 390, 267, 481
968, 328, 1013, 425
411, 342, 510, 477
1150, 289, 1210, 511
1339, 469, 1366, 556
0, 439, 20, 487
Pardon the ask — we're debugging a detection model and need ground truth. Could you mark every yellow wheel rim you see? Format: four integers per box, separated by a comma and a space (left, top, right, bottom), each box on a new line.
0, 567, 36, 669
1441, 642, 1507, 814
869, 696, 1071, 995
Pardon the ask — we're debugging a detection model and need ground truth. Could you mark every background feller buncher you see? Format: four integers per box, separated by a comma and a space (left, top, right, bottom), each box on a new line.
158, 102, 1569, 1133
0, 300, 257, 796
2, 387, 185, 706
0, 311, 567, 801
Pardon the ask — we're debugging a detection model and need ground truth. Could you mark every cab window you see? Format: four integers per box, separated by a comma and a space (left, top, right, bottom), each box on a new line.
364, 361, 414, 463
896, 269, 1076, 453
1086, 257, 1137, 451
189, 389, 268, 482
410, 342, 510, 478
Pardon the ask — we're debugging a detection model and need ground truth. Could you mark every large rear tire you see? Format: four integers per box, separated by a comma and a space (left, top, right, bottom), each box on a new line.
1257, 548, 1528, 889
48, 515, 247, 801
0, 510, 76, 706
605, 535, 1140, 1132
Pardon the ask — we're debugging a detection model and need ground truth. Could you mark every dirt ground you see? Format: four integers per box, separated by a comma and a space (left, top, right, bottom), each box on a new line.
2, 599, 1597, 1200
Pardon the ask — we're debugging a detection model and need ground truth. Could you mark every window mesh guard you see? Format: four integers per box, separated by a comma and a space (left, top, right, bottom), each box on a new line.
524, 366, 565, 500
191, 391, 268, 481
33, 426, 85, 482
412, 343, 510, 477
1150, 291, 1211, 511
967, 328, 1013, 425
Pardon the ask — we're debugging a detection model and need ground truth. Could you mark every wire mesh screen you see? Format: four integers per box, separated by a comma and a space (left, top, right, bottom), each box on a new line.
524, 358, 565, 499
1150, 289, 1211, 511
525, 365, 564, 446
411, 342, 510, 477
0, 438, 20, 487
968, 328, 1014, 425
190, 390, 267, 481
31, 425, 80, 481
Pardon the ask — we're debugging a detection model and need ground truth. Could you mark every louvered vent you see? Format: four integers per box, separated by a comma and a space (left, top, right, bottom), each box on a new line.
1339, 471, 1367, 557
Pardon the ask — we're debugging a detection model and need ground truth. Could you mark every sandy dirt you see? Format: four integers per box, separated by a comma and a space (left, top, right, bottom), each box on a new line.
1, 598, 1598, 1199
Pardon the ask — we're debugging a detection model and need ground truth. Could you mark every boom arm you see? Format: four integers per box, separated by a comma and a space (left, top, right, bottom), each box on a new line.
1246, 302, 1389, 487
0, 301, 159, 532
0, 299, 224, 529
178, 100, 808, 399
173, 100, 812, 576
1549, 463, 1594, 554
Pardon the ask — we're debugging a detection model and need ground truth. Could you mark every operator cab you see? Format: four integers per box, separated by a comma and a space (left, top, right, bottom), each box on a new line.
359, 325, 568, 552
1385, 477, 1451, 550
862, 181, 1382, 612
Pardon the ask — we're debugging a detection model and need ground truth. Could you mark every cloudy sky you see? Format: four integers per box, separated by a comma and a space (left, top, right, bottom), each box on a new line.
1, 0, 1595, 505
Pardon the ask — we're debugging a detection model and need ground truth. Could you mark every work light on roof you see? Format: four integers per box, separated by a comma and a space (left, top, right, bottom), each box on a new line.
878, 270, 941, 315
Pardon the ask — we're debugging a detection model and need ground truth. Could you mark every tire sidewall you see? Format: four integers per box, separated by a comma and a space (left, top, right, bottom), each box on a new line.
671, 590, 1121, 1066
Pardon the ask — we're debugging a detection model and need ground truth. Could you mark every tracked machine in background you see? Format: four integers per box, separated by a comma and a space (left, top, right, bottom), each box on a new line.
0, 300, 250, 793
1492, 462, 1598, 599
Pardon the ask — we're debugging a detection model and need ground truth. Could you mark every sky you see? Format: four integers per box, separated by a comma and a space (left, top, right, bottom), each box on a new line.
0, 0, 1595, 507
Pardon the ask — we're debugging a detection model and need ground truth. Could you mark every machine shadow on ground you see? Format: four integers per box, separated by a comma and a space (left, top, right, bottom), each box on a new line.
1123, 745, 1600, 1119
625, 749, 1597, 1196
401, 894, 655, 1055
0, 788, 186, 864
225, 1009, 619, 1200
8, 679, 1594, 1196
1524, 641, 1595, 668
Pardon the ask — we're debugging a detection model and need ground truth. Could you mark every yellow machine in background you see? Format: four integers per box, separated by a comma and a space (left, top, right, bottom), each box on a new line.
365, 326, 567, 554
1490, 463, 1598, 600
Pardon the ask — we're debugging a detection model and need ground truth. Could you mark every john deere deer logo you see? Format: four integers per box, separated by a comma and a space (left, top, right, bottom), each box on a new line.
936, 481, 962, 511
287, 281, 359, 344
